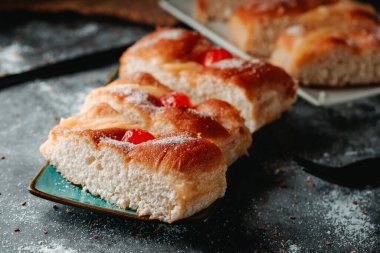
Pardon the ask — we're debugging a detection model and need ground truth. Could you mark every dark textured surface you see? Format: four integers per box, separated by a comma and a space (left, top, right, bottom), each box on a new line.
0, 13, 151, 77
0, 15, 380, 253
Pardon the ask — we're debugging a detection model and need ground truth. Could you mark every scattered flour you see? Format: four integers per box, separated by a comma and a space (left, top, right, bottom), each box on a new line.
0, 43, 32, 73
75, 23, 98, 37
319, 189, 376, 248
34, 81, 94, 116
287, 244, 301, 253
18, 242, 77, 253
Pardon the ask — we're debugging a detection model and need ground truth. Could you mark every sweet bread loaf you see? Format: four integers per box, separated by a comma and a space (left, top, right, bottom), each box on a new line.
296, 1, 378, 30
228, 0, 339, 57
40, 127, 226, 223
119, 28, 297, 132
195, 0, 257, 22
270, 25, 380, 86
40, 72, 252, 222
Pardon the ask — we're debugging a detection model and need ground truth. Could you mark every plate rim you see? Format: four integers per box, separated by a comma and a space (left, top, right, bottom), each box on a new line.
29, 162, 222, 223
28, 162, 151, 220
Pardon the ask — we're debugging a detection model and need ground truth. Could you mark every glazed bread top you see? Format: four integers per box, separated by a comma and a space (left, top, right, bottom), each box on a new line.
79, 73, 249, 142
47, 127, 224, 177
297, 1, 379, 28
125, 28, 214, 63
201, 58, 297, 101
233, 0, 339, 20
120, 28, 297, 100
195, 0, 256, 21
52, 72, 252, 169
277, 25, 380, 63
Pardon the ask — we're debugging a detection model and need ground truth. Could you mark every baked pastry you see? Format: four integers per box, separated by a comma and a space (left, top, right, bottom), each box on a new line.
40, 72, 252, 222
270, 25, 380, 86
119, 28, 297, 133
296, 1, 378, 29
80, 73, 252, 166
228, 0, 340, 57
195, 0, 257, 22
40, 128, 227, 223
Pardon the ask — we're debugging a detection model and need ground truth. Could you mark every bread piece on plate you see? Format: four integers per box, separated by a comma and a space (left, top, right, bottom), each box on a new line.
40, 72, 237, 222
195, 0, 258, 22
77, 73, 252, 166
40, 127, 226, 223
270, 26, 380, 86
119, 28, 297, 133
228, 0, 340, 57
296, 1, 379, 29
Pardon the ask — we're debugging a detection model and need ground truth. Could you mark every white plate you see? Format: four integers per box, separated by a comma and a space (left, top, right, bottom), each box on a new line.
159, 0, 380, 106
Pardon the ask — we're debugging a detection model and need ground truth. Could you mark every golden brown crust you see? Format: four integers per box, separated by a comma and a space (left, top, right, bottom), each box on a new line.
52, 127, 128, 145
195, 0, 208, 21
297, 1, 379, 28
195, 99, 245, 128
153, 107, 230, 140
109, 73, 170, 91
81, 103, 120, 119
277, 25, 380, 65
128, 135, 224, 175
81, 76, 251, 154
204, 60, 297, 101
195, 0, 256, 22
235, 0, 339, 20
195, 99, 250, 139
271, 23, 380, 86
122, 28, 214, 63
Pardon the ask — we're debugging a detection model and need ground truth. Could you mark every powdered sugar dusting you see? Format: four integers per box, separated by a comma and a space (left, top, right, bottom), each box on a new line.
101, 135, 196, 148
18, 242, 77, 253
124, 92, 150, 105
210, 58, 246, 69
150, 135, 196, 146
319, 189, 376, 248
100, 137, 135, 150
105, 85, 134, 96
131, 29, 185, 50
286, 25, 305, 36
287, 244, 301, 253
187, 108, 210, 118
33, 81, 93, 116
0, 43, 32, 75
105, 85, 154, 107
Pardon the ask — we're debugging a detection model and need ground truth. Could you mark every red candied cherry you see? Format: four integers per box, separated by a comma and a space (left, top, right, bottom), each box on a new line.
160, 92, 192, 108
121, 129, 155, 144
200, 48, 233, 66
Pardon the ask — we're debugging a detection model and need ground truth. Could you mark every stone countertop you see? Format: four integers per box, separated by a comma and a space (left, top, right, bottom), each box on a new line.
0, 14, 379, 253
